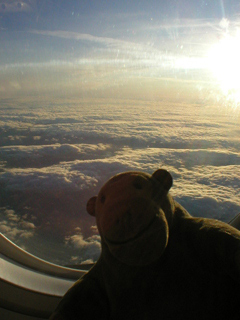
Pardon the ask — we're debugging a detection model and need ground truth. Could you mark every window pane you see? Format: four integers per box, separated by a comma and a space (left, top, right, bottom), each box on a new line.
0, 0, 240, 266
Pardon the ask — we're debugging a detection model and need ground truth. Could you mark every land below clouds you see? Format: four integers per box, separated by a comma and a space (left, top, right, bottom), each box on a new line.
0, 98, 239, 265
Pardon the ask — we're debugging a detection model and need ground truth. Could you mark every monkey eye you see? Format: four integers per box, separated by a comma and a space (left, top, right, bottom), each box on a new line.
100, 195, 106, 203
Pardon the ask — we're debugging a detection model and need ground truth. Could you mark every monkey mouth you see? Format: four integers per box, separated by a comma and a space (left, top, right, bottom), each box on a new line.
104, 213, 169, 266
104, 215, 160, 246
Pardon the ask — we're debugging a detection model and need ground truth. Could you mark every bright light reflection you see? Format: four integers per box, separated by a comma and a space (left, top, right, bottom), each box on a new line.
207, 33, 240, 105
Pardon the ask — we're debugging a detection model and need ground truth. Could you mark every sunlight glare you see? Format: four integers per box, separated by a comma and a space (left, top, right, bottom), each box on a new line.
207, 33, 240, 105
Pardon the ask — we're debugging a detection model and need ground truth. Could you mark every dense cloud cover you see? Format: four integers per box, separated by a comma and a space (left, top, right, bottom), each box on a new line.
1, 1, 240, 268
0, 97, 240, 265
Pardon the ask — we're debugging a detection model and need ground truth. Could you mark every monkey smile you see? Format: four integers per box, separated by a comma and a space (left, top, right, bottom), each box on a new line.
104, 215, 160, 246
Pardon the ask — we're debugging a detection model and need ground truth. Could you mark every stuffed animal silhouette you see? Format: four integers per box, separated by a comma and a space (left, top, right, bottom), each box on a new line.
50, 169, 240, 320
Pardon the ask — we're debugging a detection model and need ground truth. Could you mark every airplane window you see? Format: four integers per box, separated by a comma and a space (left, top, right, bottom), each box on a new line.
0, 0, 239, 267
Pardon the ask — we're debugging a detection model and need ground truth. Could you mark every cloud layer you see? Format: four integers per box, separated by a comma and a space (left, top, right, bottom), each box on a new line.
0, 97, 239, 265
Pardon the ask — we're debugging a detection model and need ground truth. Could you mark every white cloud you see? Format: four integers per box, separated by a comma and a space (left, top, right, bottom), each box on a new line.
0, 208, 36, 245
19, 221, 36, 229
66, 234, 89, 249
0, 224, 12, 233
0, 143, 113, 168
1, 107, 240, 220
6, 210, 20, 222
65, 233, 101, 250
19, 231, 35, 239
80, 259, 94, 264
65, 232, 101, 264
0, 98, 239, 265
2, 145, 238, 223
0, 166, 98, 192
30, 30, 131, 49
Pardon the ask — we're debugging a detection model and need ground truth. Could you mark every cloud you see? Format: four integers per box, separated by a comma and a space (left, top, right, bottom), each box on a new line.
19, 231, 35, 239
30, 30, 132, 49
0, 143, 113, 168
65, 233, 100, 250
0, 208, 36, 243
79, 259, 94, 264
19, 221, 36, 229
24, 26, 212, 80
0, 224, 11, 233
1, 99, 239, 215
2, 96, 239, 150
2, 147, 239, 220
0, 97, 239, 265
65, 230, 101, 264
5, 209, 20, 222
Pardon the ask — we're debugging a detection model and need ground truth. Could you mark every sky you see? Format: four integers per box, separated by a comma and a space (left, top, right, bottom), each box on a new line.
0, 1, 240, 266
1, 0, 240, 101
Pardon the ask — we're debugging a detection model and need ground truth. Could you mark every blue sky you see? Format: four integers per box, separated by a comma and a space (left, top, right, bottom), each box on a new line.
1, 1, 239, 28
1, 1, 239, 64
1, 1, 239, 38
1, 0, 240, 108
2, 0, 237, 92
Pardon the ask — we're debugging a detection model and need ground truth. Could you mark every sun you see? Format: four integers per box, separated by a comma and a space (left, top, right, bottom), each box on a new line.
207, 33, 240, 105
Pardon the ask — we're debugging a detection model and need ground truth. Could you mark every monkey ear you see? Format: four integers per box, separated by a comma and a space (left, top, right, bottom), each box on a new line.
86, 196, 97, 216
152, 169, 173, 192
